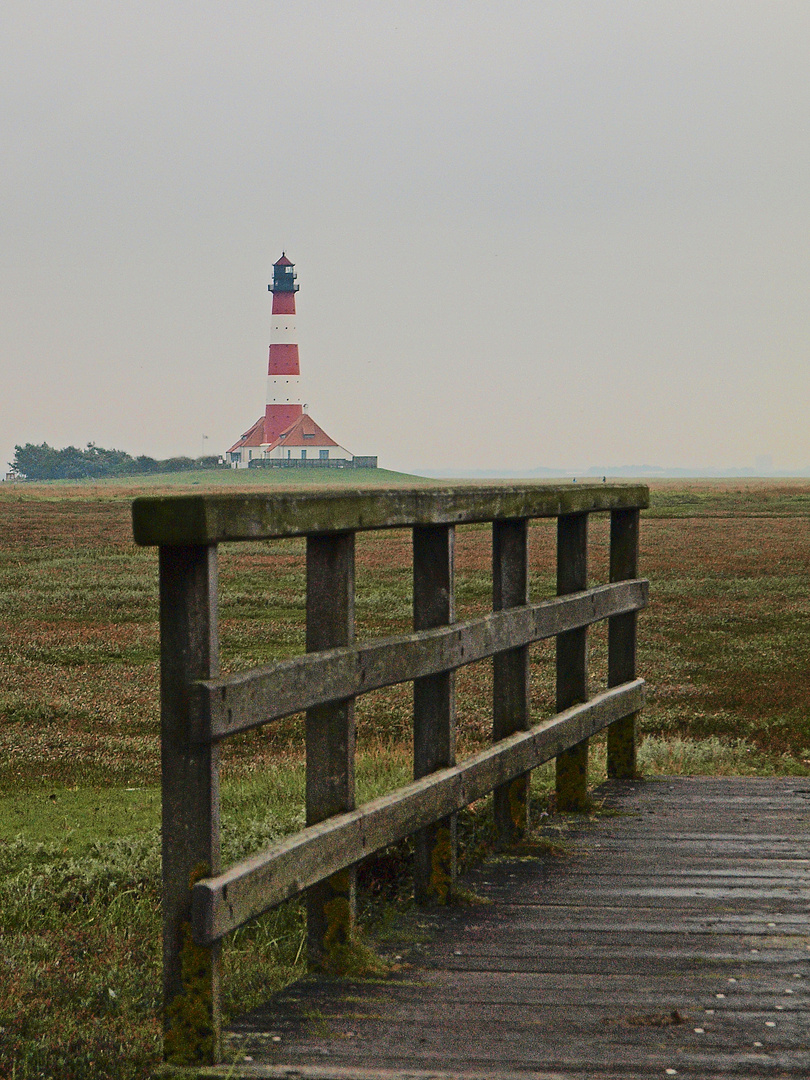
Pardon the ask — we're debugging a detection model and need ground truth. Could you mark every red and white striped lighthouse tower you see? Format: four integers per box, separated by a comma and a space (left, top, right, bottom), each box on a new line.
226, 252, 368, 468
265, 253, 303, 444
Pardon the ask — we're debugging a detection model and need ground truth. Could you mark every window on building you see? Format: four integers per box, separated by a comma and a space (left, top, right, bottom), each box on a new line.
301, 449, 306, 459
319, 449, 328, 460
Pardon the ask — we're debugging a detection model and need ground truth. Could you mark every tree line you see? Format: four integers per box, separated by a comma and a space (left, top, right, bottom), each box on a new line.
9, 442, 225, 480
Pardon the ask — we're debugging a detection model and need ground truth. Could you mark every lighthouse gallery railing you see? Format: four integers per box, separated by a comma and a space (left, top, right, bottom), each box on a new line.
131, 482, 649, 1065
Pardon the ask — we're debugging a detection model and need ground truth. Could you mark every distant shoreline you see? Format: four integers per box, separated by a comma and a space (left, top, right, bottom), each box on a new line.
418, 467, 810, 480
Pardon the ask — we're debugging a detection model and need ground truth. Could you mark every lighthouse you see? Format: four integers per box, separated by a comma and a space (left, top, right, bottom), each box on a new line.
265, 254, 303, 444
226, 253, 372, 469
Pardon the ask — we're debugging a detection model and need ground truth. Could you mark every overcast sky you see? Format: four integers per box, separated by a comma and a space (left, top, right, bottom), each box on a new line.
2, 1, 809, 474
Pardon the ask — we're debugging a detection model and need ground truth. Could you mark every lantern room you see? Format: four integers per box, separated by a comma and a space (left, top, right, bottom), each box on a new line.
270, 253, 299, 294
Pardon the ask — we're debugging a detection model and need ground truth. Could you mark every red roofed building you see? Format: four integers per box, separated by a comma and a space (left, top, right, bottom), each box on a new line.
225, 416, 266, 466
227, 253, 372, 469
228, 411, 353, 466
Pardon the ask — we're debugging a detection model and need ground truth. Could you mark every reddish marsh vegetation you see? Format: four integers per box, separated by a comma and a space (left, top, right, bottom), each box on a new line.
1, 478, 809, 1078
640, 494, 810, 765
2, 480, 809, 786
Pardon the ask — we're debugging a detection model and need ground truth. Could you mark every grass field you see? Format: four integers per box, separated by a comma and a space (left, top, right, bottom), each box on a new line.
1, 475, 809, 1078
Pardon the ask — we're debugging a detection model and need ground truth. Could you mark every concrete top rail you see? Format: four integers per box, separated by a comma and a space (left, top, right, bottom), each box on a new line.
132, 482, 649, 546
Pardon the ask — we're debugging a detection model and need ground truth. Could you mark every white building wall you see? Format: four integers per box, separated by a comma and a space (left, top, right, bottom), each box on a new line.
264, 443, 353, 460
230, 444, 355, 467
228, 448, 252, 468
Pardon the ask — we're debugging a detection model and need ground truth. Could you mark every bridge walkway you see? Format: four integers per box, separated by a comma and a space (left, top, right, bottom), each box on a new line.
221, 777, 810, 1080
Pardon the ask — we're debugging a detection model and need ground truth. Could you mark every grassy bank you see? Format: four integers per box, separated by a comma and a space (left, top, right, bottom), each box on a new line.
1, 478, 809, 1077
0, 466, 426, 496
